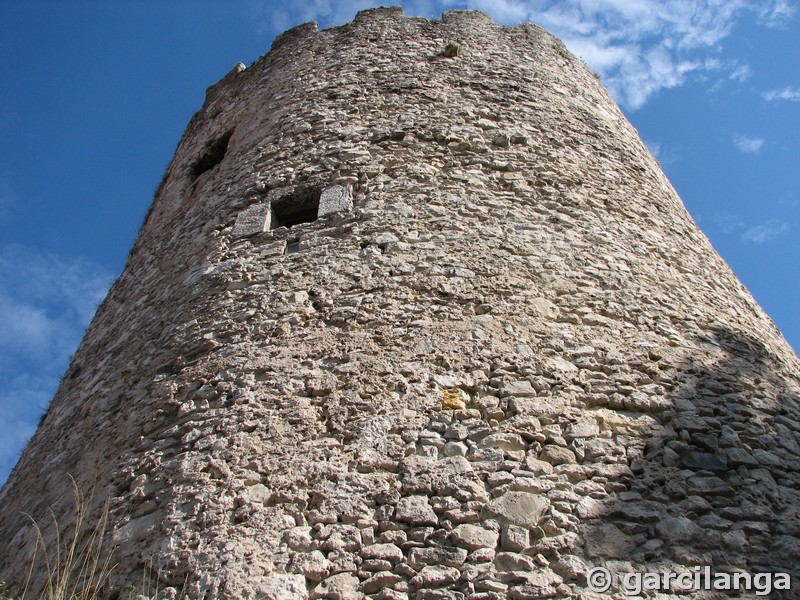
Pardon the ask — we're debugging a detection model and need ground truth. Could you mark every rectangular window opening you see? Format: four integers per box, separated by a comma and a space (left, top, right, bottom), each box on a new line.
270, 186, 321, 229
191, 130, 233, 180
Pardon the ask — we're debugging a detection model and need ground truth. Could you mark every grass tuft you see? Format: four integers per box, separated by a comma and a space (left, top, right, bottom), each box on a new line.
442, 42, 460, 58
14, 475, 116, 600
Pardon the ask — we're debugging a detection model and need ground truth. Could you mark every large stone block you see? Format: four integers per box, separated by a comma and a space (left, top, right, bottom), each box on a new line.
318, 185, 353, 217
481, 492, 550, 529
232, 202, 271, 237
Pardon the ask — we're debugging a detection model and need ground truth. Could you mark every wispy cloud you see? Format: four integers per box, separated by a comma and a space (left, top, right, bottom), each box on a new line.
0, 372, 58, 485
0, 245, 112, 485
756, 0, 796, 27
714, 213, 791, 244
714, 212, 746, 234
248, 0, 794, 110
645, 140, 680, 166
742, 219, 790, 243
733, 134, 765, 153
763, 86, 800, 102
728, 63, 752, 83
522, 0, 793, 109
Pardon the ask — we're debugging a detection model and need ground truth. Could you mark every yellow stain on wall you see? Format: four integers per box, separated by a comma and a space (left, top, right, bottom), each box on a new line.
442, 388, 468, 410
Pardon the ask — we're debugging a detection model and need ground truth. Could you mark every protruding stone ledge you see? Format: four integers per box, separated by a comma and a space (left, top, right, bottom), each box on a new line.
270, 21, 319, 51
231, 184, 353, 239
354, 6, 405, 23
318, 185, 354, 217
231, 203, 270, 238
441, 10, 494, 25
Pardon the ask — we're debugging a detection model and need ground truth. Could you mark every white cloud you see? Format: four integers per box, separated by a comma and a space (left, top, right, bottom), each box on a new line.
429, 0, 788, 109
0, 372, 56, 485
713, 212, 745, 233
742, 219, 790, 243
448, 0, 528, 22
713, 212, 793, 245
249, 0, 793, 110
527, 0, 784, 109
756, 0, 796, 27
728, 63, 752, 82
763, 86, 800, 102
645, 139, 680, 166
733, 134, 765, 153
0, 245, 112, 486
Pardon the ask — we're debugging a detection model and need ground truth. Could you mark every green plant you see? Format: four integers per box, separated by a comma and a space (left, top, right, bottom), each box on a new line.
20, 475, 116, 600
442, 42, 460, 58
553, 41, 571, 59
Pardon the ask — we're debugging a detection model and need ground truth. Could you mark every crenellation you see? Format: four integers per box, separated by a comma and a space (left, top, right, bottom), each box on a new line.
354, 6, 406, 23
270, 20, 320, 52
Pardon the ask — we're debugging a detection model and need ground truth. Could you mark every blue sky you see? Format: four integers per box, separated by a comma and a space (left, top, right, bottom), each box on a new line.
0, 0, 797, 486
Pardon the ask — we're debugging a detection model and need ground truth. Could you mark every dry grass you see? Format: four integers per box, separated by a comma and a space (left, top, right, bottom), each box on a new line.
13, 475, 116, 600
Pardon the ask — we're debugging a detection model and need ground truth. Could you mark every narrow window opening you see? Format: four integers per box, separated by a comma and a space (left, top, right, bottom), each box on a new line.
270, 186, 321, 229
285, 241, 301, 255
191, 130, 233, 179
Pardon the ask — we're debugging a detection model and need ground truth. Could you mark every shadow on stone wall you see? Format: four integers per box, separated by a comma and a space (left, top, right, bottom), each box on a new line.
576, 325, 800, 598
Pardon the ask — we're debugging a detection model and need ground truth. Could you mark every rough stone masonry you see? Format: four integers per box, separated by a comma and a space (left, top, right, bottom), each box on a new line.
2, 7, 800, 600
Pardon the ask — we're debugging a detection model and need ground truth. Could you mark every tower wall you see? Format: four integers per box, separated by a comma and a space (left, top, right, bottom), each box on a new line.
2, 8, 800, 599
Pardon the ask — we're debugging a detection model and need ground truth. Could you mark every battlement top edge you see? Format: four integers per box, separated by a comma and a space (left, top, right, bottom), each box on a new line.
354, 6, 406, 21
269, 20, 320, 51
269, 6, 528, 53
209, 7, 553, 96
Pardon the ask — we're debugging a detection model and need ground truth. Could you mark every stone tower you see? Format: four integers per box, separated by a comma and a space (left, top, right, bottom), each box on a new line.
1, 7, 799, 599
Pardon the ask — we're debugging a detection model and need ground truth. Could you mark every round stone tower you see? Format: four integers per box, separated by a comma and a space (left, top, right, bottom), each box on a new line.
1, 7, 799, 599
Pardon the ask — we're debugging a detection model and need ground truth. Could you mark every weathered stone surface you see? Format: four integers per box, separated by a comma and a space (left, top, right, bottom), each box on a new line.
1, 7, 799, 600
321, 524, 362, 552
396, 495, 438, 526
500, 524, 530, 551
680, 450, 727, 472
310, 573, 361, 600
687, 476, 736, 496
494, 551, 537, 572
410, 565, 461, 588
609, 500, 662, 522
408, 546, 468, 568
480, 432, 527, 452
726, 447, 759, 467
564, 419, 600, 441
450, 524, 499, 550
585, 523, 636, 559
656, 517, 701, 544
524, 455, 555, 475
501, 381, 538, 398
506, 570, 562, 599
360, 572, 403, 594
318, 185, 353, 217
289, 550, 331, 582
374, 590, 408, 600
232, 203, 271, 237
482, 492, 549, 529
285, 526, 317, 551
539, 445, 577, 465
259, 574, 309, 600
361, 543, 403, 563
